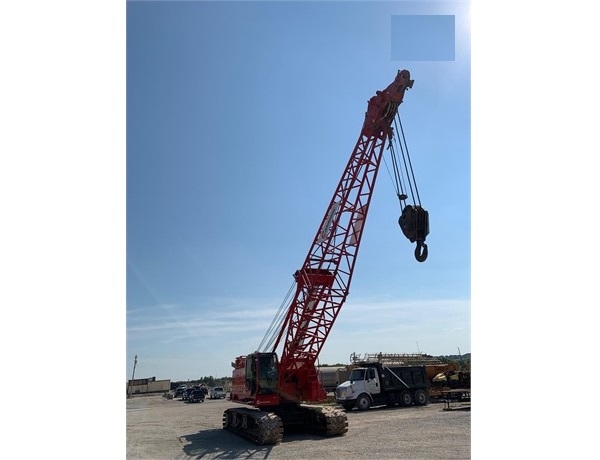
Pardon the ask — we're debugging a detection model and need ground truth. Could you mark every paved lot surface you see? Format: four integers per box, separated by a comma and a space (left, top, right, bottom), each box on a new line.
126, 394, 470, 459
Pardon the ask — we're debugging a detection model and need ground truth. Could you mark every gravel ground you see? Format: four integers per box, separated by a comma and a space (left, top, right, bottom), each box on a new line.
126, 394, 470, 459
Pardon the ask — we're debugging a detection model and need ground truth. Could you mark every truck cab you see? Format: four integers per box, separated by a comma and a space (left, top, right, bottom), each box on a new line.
335, 366, 381, 410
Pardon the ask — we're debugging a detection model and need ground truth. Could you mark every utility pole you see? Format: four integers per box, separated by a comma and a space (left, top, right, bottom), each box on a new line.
128, 354, 138, 399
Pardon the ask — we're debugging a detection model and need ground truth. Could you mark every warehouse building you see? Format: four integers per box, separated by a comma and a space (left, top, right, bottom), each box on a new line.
126, 377, 171, 396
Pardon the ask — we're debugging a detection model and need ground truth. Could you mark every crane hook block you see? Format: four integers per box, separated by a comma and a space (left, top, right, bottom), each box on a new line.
415, 242, 428, 262
398, 205, 430, 262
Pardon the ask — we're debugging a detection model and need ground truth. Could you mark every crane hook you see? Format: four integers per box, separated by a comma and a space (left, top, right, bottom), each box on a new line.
414, 241, 428, 262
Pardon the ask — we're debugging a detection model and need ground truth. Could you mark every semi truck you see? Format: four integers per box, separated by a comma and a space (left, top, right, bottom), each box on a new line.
335, 362, 430, 410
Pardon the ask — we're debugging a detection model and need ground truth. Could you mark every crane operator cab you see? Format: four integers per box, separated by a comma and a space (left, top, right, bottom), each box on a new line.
244, 352, 279, 395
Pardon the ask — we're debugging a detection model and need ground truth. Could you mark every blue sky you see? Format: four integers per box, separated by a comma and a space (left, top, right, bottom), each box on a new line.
126, 0, 471, 382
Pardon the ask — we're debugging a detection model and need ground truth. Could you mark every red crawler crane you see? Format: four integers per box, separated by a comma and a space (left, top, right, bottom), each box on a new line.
223, 70, 429, 445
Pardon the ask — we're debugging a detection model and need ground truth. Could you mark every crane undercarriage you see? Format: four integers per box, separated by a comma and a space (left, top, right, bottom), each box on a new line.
223, 403, 348, 445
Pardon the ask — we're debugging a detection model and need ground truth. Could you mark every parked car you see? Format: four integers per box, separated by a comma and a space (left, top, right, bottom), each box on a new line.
209, 386, 227, 399
175, 387, 187, 398
187, 389, 205, 403
182, 388, 195, 401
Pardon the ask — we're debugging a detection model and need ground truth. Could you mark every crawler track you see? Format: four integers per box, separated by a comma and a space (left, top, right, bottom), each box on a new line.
223, 407, 284, 445
223, 405, 348, 445
303, 405, 348, 437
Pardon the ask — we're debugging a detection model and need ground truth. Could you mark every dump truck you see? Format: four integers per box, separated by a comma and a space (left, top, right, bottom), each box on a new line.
335, 362, 430, 410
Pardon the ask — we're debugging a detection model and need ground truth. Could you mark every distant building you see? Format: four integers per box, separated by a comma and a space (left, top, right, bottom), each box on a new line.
127, 376, 171, 396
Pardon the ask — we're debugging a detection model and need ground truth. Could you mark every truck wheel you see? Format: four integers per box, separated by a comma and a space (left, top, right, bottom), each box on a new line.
356, 394, 371, 410
400, 391, 413, 407
413, 389, 429, 406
